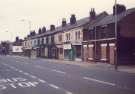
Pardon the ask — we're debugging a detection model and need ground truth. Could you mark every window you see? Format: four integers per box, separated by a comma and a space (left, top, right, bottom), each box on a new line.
75, 31, 81, 40
66, 33, 68, 41
46, 37, 49, 44
68, 33, 70, 40
51, 36, 54, 43
44, 37, 46, 44
42, 38, 44, 44
58, 35, 62, 42
75, 32, 77, 40
38, 39, 40, 45
66, 33, 70, 41
78, 31, 80, 39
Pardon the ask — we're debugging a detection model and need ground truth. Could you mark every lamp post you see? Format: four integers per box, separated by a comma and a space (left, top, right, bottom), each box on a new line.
114, 0, 118, 70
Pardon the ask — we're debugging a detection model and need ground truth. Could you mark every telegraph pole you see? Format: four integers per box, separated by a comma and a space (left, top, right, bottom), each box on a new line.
114, 0, 118, 70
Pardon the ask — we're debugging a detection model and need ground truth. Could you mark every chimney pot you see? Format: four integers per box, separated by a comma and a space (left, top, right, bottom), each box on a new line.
62, 18, 67, 27
70, 14, 76, 24
50, 25, 55, 31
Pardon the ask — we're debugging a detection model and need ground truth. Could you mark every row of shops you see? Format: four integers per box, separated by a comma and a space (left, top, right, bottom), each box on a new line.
23, 5, 135, 65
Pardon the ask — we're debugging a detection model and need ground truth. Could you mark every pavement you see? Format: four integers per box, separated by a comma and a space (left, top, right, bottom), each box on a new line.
29, 56, 135, 74
0, 55, 135, 94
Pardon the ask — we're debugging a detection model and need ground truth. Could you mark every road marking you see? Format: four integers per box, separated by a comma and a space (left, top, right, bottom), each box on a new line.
1, 62, 74, 94
29, 75, 37, 79
49, 84, 60, 89
65, 91, 73, 94
23, 72, 30, 76
52, 69, 66, 74
38, 79, 47, 83
18, 70, 23, 73
83, 77, 116, 86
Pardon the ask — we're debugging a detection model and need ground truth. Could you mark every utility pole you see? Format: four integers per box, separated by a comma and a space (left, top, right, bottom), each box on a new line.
114, 0, 118, 70
94, 27, 97, 63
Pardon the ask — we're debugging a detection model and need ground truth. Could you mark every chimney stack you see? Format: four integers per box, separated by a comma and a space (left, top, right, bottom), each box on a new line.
113, 4, 126, 15
42, 26, 46, 33
70, 14, 76, 24
90, 8, 96, 19
38, 28, 42, 34
50, 25, 55, 31
62, 18, 67, 27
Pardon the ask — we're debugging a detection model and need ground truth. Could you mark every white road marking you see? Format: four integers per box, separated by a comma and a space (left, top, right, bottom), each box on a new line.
83, 77, 116, 86
65, 91, 73, 94
1, 62, 74, 94
18, 70, 23, 73
52, 69, 66, 74
29, 75, 37, 79
49, 84, 60, 89
38, 79, 47, 83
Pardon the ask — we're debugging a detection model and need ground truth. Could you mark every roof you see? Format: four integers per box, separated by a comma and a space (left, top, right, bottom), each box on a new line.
30, 15, 91, 39
96, 8, 135, 26
83, 11, 108, 30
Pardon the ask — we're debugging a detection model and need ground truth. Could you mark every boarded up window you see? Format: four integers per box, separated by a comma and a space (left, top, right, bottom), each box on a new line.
101, 44, 107, 61
88, 45, 94, 60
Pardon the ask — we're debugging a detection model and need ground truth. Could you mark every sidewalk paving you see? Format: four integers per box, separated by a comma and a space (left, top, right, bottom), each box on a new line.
11, 55, 135, 74
41, 58, 135, 74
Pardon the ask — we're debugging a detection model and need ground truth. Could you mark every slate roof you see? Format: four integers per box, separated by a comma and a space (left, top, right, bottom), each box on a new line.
30, 15, 92, 39
83, 11, 108, 30
30, 7, 135, 39
96, 8, 135, 26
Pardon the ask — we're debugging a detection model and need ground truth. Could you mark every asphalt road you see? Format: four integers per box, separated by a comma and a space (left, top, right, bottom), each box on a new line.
0, 55, 135, 94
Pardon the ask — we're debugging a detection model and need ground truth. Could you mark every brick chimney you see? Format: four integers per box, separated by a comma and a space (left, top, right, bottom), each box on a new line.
70, 14, 76, 24
90, 8, 96, 19
50, 25, 55, 31
62, 18, 67, 27
38, 28, 42, 34
113, 4, 126, 15
42, 26, 46, 33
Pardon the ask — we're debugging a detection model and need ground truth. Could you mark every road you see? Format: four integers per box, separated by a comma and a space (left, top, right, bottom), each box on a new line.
0, 55, 135, 94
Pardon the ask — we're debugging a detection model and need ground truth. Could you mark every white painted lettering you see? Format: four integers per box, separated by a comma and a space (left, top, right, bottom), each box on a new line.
28, 82, 38, 87
18, 82, 31, 88
9, 83, 17, 88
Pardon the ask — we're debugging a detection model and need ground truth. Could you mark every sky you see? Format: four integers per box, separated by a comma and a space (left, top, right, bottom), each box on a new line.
0, 0, 135, 42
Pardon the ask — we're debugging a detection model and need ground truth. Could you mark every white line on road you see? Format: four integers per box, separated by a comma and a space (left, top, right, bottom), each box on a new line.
38, 79, 47, 83
65, 91, 73, 94
29, 75, 37, 79
48, 84, 60, 89
83, 77, 116, 86
18, 70, 23, 73
52, 69, 66, 74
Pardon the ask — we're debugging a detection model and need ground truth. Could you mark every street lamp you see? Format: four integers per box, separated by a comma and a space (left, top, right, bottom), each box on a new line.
114, 0, 118, 70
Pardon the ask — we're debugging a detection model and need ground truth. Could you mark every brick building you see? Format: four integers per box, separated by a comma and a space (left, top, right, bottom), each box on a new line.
83, 4, 135, 65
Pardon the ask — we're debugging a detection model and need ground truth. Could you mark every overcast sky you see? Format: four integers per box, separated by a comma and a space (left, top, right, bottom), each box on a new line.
0, 0, 134, 42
